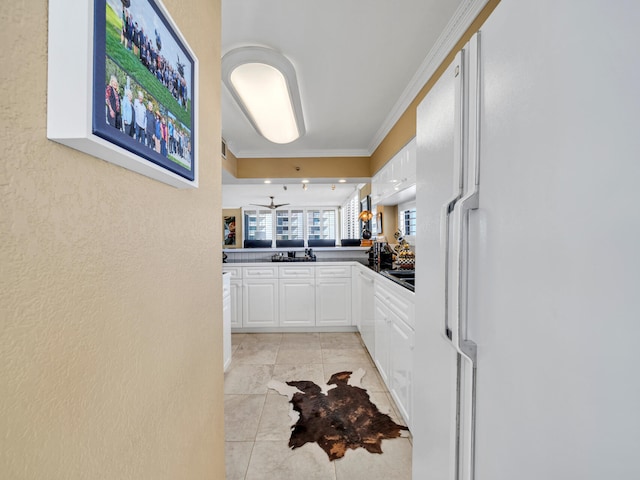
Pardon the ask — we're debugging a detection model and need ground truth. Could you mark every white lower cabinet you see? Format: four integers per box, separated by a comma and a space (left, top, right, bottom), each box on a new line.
223, 273, 232, 372
229, 279, 243, 328
388, 313, 414, 428
373, 276, 415, 429
373, 297, 391, 384
316, 277, 352, 326
223, 266, 243, 329
355, 267, 376, 356
243, 279, 279, 327
279, 278, 316, 326
227, 263, 353, 329
315, 265, 352, 327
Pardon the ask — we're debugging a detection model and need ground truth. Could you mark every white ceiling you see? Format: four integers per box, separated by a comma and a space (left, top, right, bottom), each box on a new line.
222, 178, 363, 210
221, 0, 488, 207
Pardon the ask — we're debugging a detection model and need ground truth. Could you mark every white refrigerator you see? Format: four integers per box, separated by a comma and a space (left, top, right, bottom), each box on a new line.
413, 1, 640, 479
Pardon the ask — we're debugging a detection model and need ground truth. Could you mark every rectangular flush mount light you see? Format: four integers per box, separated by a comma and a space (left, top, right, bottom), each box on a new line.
222, 47, 305, 144
230, 63, 298, 144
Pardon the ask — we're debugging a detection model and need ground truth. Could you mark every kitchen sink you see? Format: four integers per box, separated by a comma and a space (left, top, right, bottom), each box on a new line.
379, 269, 415, 291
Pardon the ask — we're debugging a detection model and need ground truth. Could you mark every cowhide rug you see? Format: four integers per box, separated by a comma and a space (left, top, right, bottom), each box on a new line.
268, 368, 409, 461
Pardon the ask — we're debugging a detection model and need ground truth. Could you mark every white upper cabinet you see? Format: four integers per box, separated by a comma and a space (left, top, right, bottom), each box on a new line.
372, 138, 417, 207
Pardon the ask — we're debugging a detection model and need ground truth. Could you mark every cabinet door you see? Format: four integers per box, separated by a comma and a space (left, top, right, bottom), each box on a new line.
357, 269, 376, 356
403, 138, 417, 186
229, 279, 243, 329
279, 278, 315, 326
389, 315, 414, 428
243, 279, 278, 327
371, 171, 381, 205
316, 277, 351, 326
373, 297, 390, 384
395, 138, 417, 191
223, 293, 232, 371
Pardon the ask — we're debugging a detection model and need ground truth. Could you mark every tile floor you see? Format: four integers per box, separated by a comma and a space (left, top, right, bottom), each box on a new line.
224, 332, 412, 480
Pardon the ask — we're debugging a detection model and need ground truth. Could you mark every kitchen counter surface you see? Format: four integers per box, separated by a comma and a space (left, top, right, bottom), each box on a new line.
223, 258, 368, 265
223, 247, 369, 253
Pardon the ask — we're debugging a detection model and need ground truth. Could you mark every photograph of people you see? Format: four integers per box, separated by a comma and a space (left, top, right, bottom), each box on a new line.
100, 0, 194, 176
105, 75, 121, 129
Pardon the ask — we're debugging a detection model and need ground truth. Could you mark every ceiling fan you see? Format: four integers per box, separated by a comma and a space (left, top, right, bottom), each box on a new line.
250, 196, 290, 210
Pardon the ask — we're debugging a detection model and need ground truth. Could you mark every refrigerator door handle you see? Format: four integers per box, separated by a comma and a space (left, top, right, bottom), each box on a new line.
451, 190, 479, 364
440, 197, 458, 341
442, 48, 467, 344
450, 32, 481, 480
451, 185, 479, 480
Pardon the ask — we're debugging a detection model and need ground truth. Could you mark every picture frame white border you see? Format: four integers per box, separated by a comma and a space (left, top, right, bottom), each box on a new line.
47, 0, 199, 189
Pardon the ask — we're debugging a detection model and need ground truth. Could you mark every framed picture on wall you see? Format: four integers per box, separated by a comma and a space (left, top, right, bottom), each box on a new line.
47, 0, 198, 188
93, 0, 196, 181
224, 216, 236, 246
360, 195, 371, 234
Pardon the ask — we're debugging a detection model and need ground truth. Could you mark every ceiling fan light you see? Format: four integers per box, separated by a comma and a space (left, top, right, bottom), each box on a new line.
222, 47, 305, 145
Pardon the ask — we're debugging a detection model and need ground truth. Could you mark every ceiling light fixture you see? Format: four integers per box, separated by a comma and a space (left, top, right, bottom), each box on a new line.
338, 179, 346, 183
301, 179, 309, 184
222, 47, 306, 144
264, 180, 271, 184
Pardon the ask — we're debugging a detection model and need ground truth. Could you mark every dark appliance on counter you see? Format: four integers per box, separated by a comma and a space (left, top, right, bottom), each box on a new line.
271, 248, 316, 262
370, 241, 394, 269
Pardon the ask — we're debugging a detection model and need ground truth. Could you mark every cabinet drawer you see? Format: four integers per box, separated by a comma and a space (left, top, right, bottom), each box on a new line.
243, 266, 278, 279
316, 265, 351, 278
375, 282, 412, 325
222, 266, 242, 279
279, 265, 315, 279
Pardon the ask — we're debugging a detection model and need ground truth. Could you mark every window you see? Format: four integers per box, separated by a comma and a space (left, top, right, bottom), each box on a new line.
341, 192, 360, 240
244, 209, 273, 241
243, 207, 338, 245
398, 202, 416, 237
306, 209, 336, 240
276, 209, 304, 240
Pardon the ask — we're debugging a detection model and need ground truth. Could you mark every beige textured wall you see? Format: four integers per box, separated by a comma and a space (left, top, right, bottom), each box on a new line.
0, 1, 224, 479
376, 205, 398, 239
222, 148, 238, 178
237, 156, 370, 179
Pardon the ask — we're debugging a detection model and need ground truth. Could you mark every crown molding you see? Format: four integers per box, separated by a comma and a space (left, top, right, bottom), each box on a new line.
367, 0, 490, 154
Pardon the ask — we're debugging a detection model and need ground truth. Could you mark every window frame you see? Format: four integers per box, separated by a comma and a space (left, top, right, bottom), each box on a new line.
242, 206, 339, 247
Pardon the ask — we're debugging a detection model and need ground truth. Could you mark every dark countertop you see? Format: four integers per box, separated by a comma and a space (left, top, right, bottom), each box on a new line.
223, 258, 369, 265
376, 268, 415, 292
